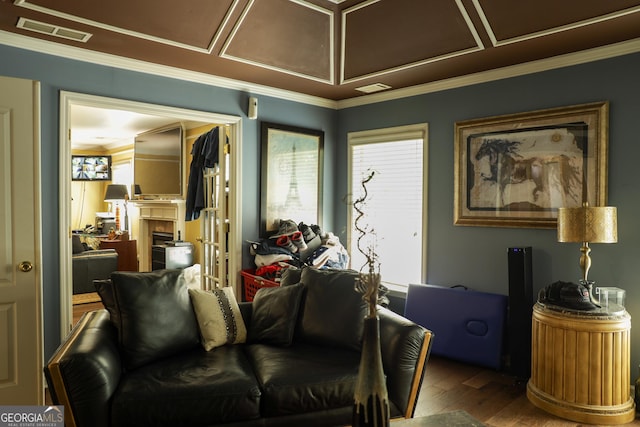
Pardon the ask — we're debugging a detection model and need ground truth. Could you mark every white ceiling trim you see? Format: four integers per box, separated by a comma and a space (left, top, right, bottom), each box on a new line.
14, 0, 219, 54
338, 36, 640, 109
340, 0, 484, 85
220, 0, 335, 85
457, 0, 485, 50
210, 0, 242, 55
471, 0, 496, 46
473, 1, 640, 48
3, 29, 640, 110
0, 30, 337, 108
340, 45, 483, 86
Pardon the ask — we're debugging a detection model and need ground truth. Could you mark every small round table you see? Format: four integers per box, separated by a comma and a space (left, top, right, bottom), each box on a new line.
527, 302, 636, 424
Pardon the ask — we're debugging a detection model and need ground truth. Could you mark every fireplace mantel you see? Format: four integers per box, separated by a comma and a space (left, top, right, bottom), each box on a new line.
133, 200, 186, 271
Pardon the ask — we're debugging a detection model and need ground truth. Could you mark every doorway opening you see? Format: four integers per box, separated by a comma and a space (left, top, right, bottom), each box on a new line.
59, 91, 243, 335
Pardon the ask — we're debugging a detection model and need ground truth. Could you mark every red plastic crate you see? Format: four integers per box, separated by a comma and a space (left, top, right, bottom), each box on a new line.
241, 269, 279, 302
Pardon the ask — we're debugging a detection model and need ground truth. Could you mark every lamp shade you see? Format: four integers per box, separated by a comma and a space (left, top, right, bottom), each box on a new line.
104, 184, 129, 201
557, 206, 617, 243
134, 184, 142, 195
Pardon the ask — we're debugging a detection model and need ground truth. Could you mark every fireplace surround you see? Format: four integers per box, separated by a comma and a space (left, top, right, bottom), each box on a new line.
135, 200, 186, 271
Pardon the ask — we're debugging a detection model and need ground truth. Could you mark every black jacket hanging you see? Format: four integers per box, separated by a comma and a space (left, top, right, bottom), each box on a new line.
185, 126, 220, 221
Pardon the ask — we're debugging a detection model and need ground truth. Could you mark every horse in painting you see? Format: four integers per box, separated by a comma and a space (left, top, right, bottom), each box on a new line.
474, 138, 581, 207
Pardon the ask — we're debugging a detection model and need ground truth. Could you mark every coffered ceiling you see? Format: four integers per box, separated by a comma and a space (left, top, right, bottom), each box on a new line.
2, 0, 640, 102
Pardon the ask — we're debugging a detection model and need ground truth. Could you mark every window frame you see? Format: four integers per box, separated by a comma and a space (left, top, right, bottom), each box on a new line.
347, 123, 429, 294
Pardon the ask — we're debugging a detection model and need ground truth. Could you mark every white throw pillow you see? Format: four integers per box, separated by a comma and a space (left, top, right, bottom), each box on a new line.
189, 287, 247, 351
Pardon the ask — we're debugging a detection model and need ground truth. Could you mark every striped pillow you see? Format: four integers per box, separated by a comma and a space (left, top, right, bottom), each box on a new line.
188, 287, 247, 351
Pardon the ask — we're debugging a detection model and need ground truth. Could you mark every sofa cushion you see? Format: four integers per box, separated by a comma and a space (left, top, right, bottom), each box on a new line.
297, 268, 367, 351
111, 345, 261, 427
244, 342, 359, 417
110, 270, 200, 370
279, 266, 302, 286
93, 279, 119, 327
249, 283, 305, 346
188, 287, 247, 351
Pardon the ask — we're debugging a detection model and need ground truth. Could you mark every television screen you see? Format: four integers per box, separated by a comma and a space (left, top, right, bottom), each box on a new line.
71, 155, 112, 181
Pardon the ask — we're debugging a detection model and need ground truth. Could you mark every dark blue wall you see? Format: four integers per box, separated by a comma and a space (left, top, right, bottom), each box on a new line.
336, 52, 640, 375
0, 44, 337, 360
3, 42, 640, 379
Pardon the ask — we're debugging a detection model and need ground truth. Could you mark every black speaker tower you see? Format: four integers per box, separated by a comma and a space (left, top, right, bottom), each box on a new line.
507, 247, 533, 379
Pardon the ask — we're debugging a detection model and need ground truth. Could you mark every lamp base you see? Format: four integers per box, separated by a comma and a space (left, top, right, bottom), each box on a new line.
580, 279, 601, 308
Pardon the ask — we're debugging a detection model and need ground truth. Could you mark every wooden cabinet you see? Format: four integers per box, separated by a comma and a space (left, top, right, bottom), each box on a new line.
100, 239, 138, 271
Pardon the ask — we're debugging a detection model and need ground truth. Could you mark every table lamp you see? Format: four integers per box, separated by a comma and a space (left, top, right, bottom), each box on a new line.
104, 184, 129, 232
557, 203, 617, 306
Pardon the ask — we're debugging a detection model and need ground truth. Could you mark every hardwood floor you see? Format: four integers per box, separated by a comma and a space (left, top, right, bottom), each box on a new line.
72, 295, 104, 325
418, 356, 640, 426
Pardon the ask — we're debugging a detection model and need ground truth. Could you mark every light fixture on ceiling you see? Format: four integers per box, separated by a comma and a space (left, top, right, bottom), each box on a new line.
355, 83, 392, 94
17, 17, 92, 43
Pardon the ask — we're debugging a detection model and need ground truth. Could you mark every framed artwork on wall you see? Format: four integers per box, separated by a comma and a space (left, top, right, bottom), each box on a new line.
260, 122, 324, 237
454, 101, 609, 228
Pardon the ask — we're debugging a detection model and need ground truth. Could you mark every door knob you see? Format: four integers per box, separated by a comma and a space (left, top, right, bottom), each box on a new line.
18, 261, 33, 272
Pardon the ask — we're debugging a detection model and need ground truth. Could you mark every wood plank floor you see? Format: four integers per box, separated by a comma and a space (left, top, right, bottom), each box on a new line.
72, 296, 104, 324
418, 356, 640, 426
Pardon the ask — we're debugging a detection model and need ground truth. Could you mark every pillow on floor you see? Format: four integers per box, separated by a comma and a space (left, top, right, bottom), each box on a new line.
189, 287, 247, 351
110, 270, 200, 370
249, 283, 305, 346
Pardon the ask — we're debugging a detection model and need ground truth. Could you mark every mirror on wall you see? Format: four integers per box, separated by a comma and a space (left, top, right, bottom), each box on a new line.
134, 124, 183, 198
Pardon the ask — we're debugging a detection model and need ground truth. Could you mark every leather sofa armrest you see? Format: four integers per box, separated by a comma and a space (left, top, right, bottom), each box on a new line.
378, 306, 434, 419
72, 249, 117, 258
45, 310, 121, 427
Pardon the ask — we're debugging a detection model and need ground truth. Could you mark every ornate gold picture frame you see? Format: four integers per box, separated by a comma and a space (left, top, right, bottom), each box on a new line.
454, 101, 609, 228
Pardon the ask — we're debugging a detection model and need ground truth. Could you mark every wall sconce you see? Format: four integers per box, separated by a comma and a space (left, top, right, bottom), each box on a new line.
104, 184, 130, 232
557, 203, 617, 305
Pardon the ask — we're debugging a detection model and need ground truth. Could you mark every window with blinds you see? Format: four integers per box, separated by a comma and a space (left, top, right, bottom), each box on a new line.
348, 124, 428, 292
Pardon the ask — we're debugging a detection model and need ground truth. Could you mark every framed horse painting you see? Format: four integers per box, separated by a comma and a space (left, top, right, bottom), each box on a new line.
454, 101, 609, 228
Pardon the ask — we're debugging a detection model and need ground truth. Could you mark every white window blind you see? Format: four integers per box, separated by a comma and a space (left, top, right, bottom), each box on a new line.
348, 124, 428, 291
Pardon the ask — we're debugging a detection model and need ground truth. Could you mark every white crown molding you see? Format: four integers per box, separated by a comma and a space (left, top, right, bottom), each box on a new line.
337, 37, 640, 109
2, 30, 640, 111
0, 30, 338, 109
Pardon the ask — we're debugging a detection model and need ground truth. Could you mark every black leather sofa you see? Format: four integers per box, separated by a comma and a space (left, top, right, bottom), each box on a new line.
45, 268, 433, 427
71, 234, 118, 294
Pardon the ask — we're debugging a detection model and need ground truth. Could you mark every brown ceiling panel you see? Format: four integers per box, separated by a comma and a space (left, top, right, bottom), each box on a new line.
342, 0, 480, 82
222, 0, 332, 82
17, 0, 231, 49
3, 0, 640, 101
478, 0, 640, 43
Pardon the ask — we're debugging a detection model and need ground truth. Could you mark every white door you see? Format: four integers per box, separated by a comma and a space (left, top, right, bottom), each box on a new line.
200, 127, 228, 290
0, 76, 43, 404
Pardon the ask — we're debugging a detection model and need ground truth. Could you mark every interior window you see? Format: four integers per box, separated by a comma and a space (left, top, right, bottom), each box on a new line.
348, 124, 428, 293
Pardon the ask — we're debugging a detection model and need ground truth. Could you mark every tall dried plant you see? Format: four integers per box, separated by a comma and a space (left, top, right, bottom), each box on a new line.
353, 170, 387, 316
